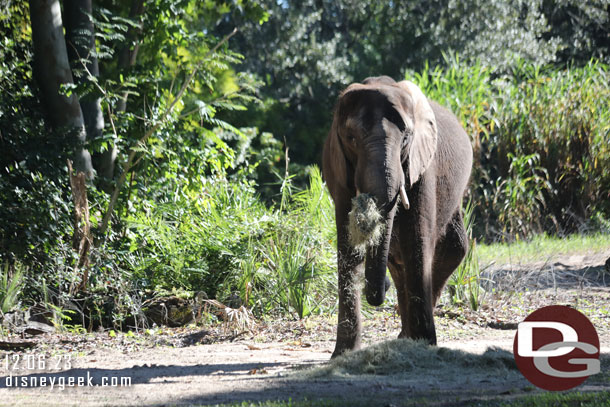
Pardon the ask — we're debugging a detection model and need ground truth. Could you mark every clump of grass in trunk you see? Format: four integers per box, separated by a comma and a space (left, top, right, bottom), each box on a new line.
347, 194, 384, 255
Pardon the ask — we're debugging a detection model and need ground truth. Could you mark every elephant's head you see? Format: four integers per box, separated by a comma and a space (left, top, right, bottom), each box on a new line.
326, 76, 438, 306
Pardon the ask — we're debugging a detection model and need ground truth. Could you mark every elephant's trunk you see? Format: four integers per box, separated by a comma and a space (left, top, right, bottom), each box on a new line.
350, 140, 403, 306
347, 184, 399, 307
364, 203, 395, 306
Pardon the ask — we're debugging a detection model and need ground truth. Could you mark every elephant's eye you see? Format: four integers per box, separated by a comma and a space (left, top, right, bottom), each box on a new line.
347, 134, 356, 143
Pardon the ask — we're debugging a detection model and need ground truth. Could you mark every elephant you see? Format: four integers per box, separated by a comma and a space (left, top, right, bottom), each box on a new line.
322, 76, 473, 357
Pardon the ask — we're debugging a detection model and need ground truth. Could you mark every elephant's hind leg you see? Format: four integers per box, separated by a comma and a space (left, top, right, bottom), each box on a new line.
431, 209, 468, 306
387, 256, 409, 332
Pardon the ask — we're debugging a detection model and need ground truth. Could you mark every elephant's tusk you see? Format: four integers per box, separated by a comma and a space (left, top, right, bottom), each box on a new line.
399, 184, 410, 210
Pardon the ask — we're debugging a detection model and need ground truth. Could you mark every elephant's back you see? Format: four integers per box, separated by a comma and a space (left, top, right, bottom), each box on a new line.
430, 100, 473, 181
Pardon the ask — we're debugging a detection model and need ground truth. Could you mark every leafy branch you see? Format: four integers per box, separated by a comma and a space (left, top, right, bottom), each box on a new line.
98, 28, 239, 238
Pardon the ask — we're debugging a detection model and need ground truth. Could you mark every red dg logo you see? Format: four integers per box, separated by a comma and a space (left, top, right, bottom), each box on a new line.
513, 305, 600, 391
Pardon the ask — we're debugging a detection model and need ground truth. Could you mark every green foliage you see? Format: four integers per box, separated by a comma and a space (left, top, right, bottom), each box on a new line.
0, 3, 75, 265
0, 261, 25, 313
494, 153, 553, 239
124, 174, 270, 296
254, 223, 327, 318
494, 60, 610, 235
541, 0, 610, 64
409, 57, 610, 240
483, 391, 610, 407
47, 304, 86, 334
237, 167, 337, 318
0, 0, 282, 326
120, 165, 336, 319
477, 232, 610, 266
407, 57, 494, 140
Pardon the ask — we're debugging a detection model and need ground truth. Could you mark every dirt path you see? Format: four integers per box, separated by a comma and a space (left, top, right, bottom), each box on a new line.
1, 253, 608, 406
1, 332, 607, 407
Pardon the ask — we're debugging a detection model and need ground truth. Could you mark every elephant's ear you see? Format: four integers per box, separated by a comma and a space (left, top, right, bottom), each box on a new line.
323, 107, 349, 198
396, 80, 438, 187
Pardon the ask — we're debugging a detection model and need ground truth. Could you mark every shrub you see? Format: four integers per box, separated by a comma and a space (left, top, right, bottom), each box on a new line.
495, 60, 610, 235
124, 175, 271, 296
119, 162, 337, 319
408, 57, 610, 241
234, 166, 337, 318
0, 261, 25, 313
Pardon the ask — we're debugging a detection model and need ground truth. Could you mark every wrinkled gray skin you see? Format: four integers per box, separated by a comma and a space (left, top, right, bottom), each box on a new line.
323, 76, 473, 358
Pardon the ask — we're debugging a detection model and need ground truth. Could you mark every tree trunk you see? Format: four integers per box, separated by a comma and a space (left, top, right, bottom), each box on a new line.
64, 0, 105, 176
29, 0, 94, 177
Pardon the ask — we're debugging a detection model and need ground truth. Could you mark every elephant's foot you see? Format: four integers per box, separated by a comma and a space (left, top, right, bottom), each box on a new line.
397, 328, 437, 345
331, 341, 361, 358
332, 332, 361, 358
397, 329, 411, 340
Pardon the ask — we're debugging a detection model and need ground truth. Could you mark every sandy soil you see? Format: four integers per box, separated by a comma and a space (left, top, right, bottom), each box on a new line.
0, 253, 608, 407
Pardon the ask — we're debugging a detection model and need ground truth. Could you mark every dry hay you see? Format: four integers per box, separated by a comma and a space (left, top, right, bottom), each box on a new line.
303, 339, 521, 388
348, 194, 385, 254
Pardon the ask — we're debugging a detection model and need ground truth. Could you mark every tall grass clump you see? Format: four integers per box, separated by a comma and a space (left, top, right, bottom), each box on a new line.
0, 261, 25, 313
237, 166, 337, 318
110, 147, 337, 322
125, 176, 271, 298
495, 60, 610, 236
408, 57, 610, 241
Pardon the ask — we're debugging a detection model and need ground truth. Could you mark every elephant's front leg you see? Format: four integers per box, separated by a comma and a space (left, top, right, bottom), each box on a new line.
397, 203, 437, 344
333, 248, 364, 357
332, 207, 365, 358
391, 250, 435, 343
401, 253, 436, 345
